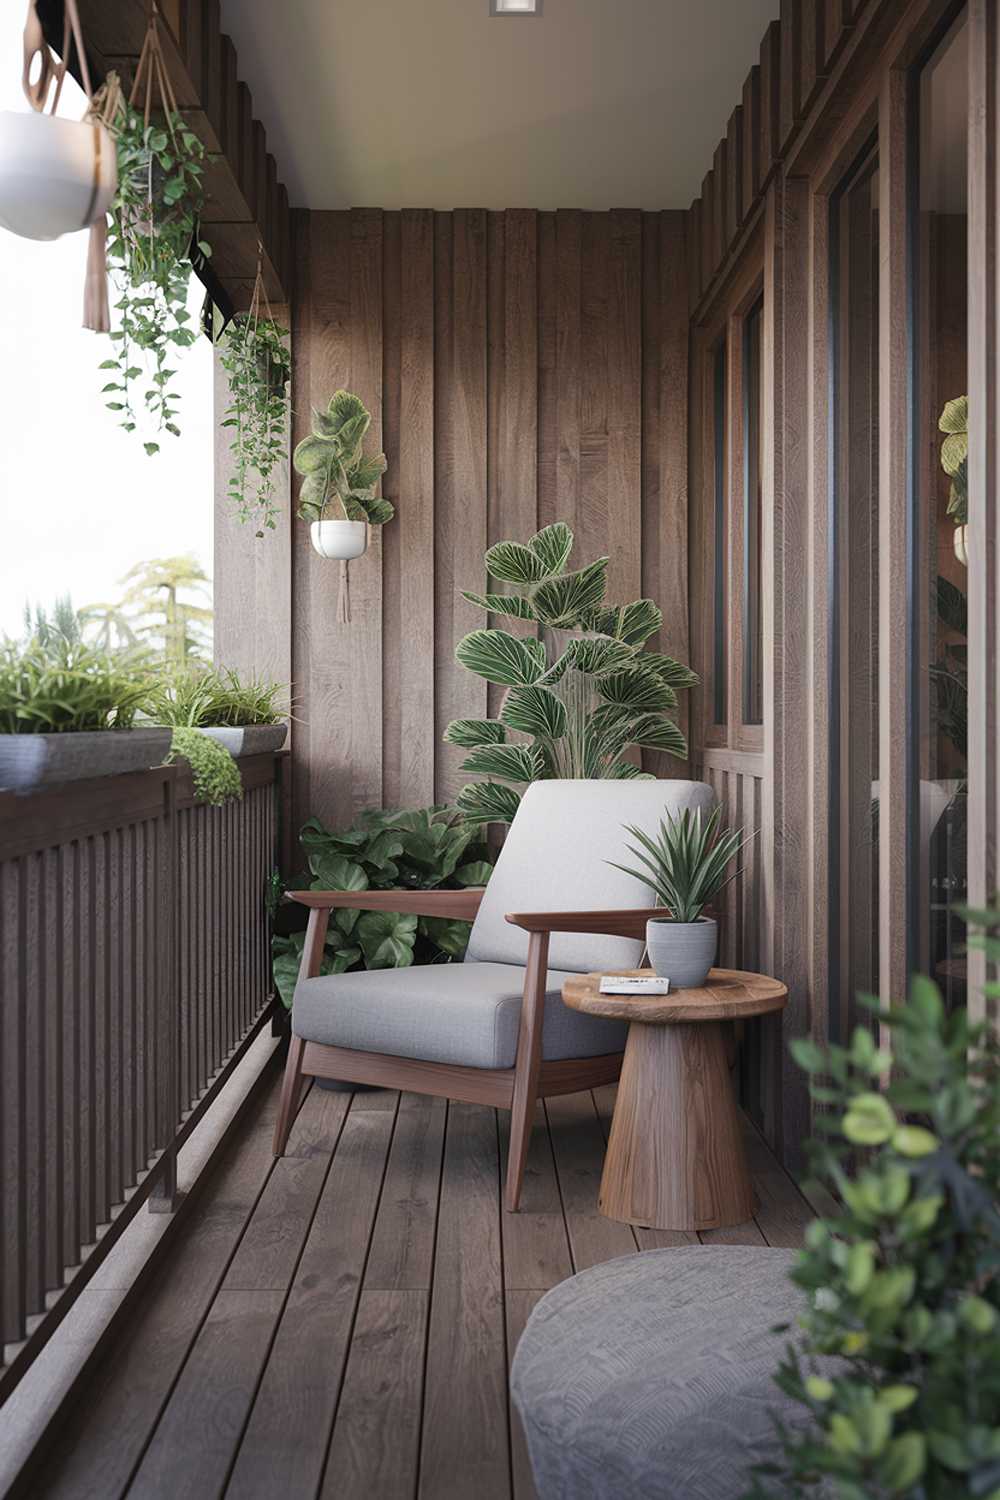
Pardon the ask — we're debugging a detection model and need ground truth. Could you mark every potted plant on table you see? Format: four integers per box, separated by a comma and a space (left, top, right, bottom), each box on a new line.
293, 390, 392, 621
611, 804, 752, 988
0, 633, 166, 793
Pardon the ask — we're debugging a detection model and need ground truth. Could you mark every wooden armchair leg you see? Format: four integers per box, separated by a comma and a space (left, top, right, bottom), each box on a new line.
504, 930, 549, 1213
273, 1035, 306, 1156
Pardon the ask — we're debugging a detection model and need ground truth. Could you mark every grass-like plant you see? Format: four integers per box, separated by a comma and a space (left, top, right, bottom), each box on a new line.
149, 667, 287, 728
610, 804, 749, 923
167, 727, 242, 806
747, 909, 1000, 1500
446, 522, 697, 825
0, 636, 154, 734
271, 806, 494, 1005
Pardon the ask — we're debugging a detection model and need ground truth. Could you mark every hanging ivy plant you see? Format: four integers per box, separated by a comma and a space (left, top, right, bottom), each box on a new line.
101, 100, 208, 454
220, 313, 291, 535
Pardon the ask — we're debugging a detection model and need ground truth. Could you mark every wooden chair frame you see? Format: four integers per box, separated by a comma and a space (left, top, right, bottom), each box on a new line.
272, 888, 662, 1210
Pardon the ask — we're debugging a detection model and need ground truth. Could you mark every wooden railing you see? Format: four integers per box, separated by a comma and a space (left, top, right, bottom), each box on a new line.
0, 754, 281, 1394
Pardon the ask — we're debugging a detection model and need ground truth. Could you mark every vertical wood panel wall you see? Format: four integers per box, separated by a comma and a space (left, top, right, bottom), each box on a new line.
289, 208, 691, 834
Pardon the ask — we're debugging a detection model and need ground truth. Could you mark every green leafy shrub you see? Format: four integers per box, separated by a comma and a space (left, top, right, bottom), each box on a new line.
446, 522, 697, 825
271, 806, 494, 1006
0, 636, 153, 733
150, 667, 287, 728
168, 727, 242, 806
748, 912, 1000, 1500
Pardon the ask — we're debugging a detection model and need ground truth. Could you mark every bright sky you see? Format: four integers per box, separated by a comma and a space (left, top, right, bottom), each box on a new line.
0, 11, 213, 641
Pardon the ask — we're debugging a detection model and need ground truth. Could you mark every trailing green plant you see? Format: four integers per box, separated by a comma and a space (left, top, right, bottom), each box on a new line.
220, 313, 291, 535
293, 390, 392, 526
0, 636, 154, 734
271, 806, 494, 1006
101, 100, 207, 451
939, 395, 968, 526
149, 666, 287, 728
746, 909, 1000, 1500
610, 804, 751, 923
167, 726, 242, 806
445, 522, 697, 825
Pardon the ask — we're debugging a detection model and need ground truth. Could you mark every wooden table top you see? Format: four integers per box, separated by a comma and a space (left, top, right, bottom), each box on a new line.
562, 968, 788, 1024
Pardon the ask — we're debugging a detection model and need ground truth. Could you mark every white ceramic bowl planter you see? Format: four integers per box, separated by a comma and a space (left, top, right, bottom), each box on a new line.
0, 110, 117, 240
309, 519, 369, 561
645, 916, 718, 989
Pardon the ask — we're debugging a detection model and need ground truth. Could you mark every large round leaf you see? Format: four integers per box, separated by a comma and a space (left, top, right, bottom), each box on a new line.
532, 557, 609, 627
461, 590, 535, 620
456, 780, 522, 825
641, 652, 699, 690
356, 909, 418, 968
500, 683, 568, 740
598, 667, 675, 713
484, 540, 550, 586
528, 521, 574, 575
626, 712, 688, 757
585, 599, 663, 645
456, 629, 545, 686
418, 915, 473, 958
454, 860, 494, 886
460, 743, 543, 783
444, 718, 507, 748
308, 852, 369, 892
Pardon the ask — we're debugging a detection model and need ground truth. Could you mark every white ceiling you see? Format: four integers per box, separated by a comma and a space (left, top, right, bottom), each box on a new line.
220, 0, 779, 212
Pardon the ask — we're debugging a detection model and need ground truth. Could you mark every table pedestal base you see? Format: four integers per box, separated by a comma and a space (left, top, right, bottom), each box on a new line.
598, 1019, 754, 1232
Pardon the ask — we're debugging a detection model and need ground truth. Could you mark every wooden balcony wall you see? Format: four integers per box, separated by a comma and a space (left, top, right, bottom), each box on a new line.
0, 756, 280, 1395
75, 0, 291, 306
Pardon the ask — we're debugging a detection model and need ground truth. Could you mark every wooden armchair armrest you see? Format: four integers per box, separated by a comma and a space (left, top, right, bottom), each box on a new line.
290, 888, 485, 920
504, 907, 663, 941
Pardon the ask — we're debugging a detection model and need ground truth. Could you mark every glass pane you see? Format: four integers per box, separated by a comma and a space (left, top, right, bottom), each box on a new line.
915, 12, 968, 1007
743, 298, 764, 726
830, 147, 880, 1040
712, 341, 728, 726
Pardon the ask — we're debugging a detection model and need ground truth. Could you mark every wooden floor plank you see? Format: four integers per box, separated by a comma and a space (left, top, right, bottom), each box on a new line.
364, 1093, 446, 1292
127, 1290, 284, 1500
321, 1289, 428, 1500
505, 1289, 543, 1500
499, 1104, 573, 1291
223, 1108, 395, 1500
25, 1078, 283, 1500
419, 1103, 510, 1500
544, 1092, 637, 1272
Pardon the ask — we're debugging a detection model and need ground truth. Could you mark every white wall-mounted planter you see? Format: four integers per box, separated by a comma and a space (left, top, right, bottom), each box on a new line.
201, 724, 288, 758
310, 519, 368, 560
0, 727, 172, 795
646, 916, 718, 989
0, 111, 117, 240
954, 524, 968, 567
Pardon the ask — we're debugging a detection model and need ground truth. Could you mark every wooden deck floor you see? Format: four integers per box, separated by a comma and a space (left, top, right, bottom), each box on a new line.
26, 1067, 813, 1500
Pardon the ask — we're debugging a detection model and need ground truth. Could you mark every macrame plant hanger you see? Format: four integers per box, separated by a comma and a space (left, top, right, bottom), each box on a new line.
21, 0, 113, 329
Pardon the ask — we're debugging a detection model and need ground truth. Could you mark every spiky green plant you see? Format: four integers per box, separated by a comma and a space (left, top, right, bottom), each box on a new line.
445, 522, 697, 825
293, 390, 392, 526
149, 666, 287, 728
609, 804, 750, 923
0, 636, 154, 734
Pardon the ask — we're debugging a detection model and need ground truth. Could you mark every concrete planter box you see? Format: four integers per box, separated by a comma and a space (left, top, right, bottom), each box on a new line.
0, 727, 172, 794
200, 724, 287, 758
646, 916, 717, 989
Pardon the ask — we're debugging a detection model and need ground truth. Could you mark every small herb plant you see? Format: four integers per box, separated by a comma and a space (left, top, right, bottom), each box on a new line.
220, 313, 291, 535
293, 391, 391, 526
748, 911, 1000, 1500
101, 101, 207, 452
610, 804, 749, 923
271, 806, 494, 1005
167, 726, 242, 806
0, 636, 153, 734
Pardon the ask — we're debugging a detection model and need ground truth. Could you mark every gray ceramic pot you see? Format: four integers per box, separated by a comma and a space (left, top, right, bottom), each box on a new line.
0, 727, 172, 794
645, 916, 717, 989
200, 724, 288, 758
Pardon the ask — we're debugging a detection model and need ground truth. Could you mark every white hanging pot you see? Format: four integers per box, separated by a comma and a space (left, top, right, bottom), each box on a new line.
0, 110, 117, 241
954, 524, 968, 567
310, 519, 368, 561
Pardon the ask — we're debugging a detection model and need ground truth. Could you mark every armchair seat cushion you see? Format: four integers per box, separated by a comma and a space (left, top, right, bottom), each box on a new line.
293, 960, 628, 1070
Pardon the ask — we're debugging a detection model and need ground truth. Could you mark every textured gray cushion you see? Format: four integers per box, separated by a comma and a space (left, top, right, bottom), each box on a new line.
466, 779, 716, 973
511, 1247, 815, 1500
293, 960, 627, 1068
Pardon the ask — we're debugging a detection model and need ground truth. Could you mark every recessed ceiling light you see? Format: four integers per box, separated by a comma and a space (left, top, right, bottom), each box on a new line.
490, 0, 541, 14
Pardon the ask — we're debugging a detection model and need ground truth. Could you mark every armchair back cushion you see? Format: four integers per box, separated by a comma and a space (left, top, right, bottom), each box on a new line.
465, 779, 716, 974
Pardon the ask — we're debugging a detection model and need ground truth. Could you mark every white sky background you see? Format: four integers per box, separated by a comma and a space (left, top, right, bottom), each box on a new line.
0, 10, 213, 640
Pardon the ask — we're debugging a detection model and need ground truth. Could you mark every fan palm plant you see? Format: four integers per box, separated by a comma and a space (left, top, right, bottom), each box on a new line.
445, 522, 697, 824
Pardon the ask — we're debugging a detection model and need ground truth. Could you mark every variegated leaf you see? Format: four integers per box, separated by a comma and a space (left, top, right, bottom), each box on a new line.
597, 667, 675, 713
460, 743, 543, 783
626, 712, 688, 757
461, 590, 535, 620
500, 683, 568, 740
456, 629, 546, 686
532, 557, 609, 626
484, 540, 550, 585
528, 521, 574, 575
444, 718, 507, 748
456, 780, 522, 826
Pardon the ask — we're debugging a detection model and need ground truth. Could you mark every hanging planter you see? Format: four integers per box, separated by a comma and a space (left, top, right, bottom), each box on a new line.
293, 391, 393, 622
0, 1, 116, 242
220, 248, 291, 536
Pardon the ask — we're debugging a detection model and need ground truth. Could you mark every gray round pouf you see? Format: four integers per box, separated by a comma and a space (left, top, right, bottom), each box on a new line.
510, 1246, 811, 1500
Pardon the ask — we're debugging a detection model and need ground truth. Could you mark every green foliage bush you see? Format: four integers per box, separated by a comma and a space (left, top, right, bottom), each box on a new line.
748, 911, 1000, 1500
447, 522, 697, 825
271, 806, 494, 1005
167, 727, 242, 806
0, 636, 153, 733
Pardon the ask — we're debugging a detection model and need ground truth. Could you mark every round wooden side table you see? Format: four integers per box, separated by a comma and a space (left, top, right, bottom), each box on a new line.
562, 968, 788, 1233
